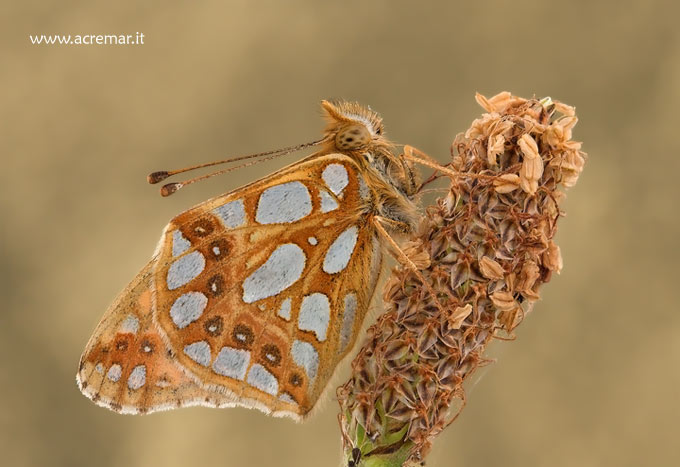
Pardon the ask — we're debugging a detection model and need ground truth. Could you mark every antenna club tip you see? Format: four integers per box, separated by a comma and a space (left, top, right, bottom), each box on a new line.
161, 182, 182, 197
148, 171, 169, 184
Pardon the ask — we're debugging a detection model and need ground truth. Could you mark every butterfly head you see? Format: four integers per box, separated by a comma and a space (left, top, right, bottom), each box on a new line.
321, 100, 387, 152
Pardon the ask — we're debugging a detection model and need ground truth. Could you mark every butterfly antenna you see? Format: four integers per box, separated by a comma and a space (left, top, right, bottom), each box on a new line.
159, 151, 294, 197
147, 138, 327, 185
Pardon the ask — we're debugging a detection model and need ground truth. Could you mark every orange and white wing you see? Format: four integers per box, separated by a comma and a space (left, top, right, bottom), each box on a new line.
77, 262, 245, 414
77, 154, 383, 419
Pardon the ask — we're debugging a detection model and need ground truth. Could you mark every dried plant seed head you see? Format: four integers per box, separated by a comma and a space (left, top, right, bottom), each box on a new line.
493, 173, 521, 194
338, 91, 586, 465
487, 134, 505, 166
449, 305, 473, 329
479, 256, 505, 280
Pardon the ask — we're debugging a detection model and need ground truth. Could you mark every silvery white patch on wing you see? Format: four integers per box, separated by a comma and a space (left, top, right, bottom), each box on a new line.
184, 341, 212, 366
171, 230, 191, 256
242, 243, 305, 303
213, 199, 246, 228
212, 346, 250, 380
322, 163, 349, 196
323, 225, 359, 274
119, 314, 139, 334
339, 293, 357, 352
127, 365, 146, 390
166, 251, 206, 290
298, 293, 330, 342
255, 181, 312, 224
95, 363, 104, 374
291, 340, 319, 382
320, 189, 339, 213
106, 364, 122, 382
308, 237, 318, 245
247, 363, 279, 396
169, 291, 208, 328
278, 297, 292, 321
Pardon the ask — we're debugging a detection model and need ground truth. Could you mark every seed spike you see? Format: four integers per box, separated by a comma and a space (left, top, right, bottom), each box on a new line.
338, 93, 587, 466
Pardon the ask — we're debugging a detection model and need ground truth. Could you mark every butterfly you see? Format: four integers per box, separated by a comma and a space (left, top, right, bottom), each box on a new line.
77, 100, 440, 420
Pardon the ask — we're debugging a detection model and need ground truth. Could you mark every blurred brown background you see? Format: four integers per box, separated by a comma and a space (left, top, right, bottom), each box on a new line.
2, 1, 679, 466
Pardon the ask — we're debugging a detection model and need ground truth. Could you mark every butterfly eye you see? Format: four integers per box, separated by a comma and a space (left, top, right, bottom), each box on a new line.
336, 125, 370, 150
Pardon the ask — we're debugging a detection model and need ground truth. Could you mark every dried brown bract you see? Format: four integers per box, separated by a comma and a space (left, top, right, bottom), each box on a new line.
338, 92, 586, 466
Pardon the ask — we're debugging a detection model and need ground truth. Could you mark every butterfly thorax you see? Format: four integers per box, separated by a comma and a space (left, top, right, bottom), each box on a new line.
320, 100, 419, 233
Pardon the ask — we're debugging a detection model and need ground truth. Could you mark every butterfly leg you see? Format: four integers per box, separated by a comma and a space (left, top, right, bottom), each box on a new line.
373, 216, 449, 314
403, 145, 501, 188
402, 145, 460, 178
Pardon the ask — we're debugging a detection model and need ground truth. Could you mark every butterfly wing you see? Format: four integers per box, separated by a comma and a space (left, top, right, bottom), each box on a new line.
78, 154, 383, 419
77, 262, 239, 414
